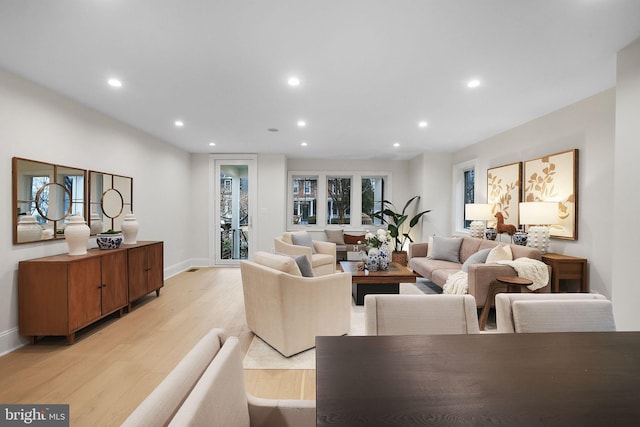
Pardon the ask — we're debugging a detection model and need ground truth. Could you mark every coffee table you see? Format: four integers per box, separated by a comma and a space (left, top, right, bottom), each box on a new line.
340, 261, 417, 305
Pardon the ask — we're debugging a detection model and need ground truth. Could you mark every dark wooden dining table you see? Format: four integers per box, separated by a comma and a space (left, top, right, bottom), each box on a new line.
316, 332, 640, 426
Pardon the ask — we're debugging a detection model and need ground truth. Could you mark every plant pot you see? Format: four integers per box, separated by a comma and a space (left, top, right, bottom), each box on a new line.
392, 251, 408, 266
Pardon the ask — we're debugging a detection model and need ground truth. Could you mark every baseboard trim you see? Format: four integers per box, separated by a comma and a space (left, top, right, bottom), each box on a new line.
0, 327, 27, 357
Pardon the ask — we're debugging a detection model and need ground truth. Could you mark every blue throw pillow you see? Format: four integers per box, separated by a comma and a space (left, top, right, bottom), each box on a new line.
461, 248, 492, 272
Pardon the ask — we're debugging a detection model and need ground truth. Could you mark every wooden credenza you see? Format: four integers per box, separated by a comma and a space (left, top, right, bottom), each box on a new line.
18, 241, 163, 344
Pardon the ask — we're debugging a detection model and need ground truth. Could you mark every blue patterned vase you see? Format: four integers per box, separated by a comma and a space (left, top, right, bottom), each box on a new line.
513, 230, 528, 246
378, 245, 390, 270
366, 248, 379, 271
484, 227, 497, 241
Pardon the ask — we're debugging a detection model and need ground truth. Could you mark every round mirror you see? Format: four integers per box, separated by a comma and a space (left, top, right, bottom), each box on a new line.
101, 188, 124, 219
35, 183, 72, 221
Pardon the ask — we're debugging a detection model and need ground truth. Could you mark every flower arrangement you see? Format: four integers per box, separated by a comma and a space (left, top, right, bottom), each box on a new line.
364, 229, 391, 249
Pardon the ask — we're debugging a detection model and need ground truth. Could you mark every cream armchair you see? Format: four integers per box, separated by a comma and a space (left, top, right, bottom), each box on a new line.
274, 231, 336, 276
121, 328, 315, 427
241, 251, 351, 357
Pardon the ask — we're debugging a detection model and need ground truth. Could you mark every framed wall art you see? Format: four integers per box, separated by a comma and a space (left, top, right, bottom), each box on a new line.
487, 162, 521, 228
523, 149, 578, 240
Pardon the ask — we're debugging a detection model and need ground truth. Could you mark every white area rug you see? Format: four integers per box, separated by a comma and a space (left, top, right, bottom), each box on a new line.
243, 283, 424, 370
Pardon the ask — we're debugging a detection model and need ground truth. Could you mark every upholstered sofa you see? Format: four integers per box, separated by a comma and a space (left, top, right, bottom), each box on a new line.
240, 251, 352, 357
121, 328, 315, 427
408, 236, 550, 307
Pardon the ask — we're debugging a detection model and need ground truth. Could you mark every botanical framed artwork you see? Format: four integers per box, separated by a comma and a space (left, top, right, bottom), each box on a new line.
523, 149, 578, 240
487, 162, 521, 228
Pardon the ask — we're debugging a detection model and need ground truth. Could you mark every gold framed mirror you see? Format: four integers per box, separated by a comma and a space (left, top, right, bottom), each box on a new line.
88, 171, 133, 234
13, 157, 86, 244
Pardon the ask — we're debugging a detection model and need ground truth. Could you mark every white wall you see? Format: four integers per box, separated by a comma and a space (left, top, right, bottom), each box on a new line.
0, 68, 192, 354
452, 89, 616, 297
612, 38, 640, 330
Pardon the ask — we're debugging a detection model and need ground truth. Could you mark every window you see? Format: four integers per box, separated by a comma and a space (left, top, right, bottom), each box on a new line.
452, 159, 477, 233
292, 175, 317, 225
463, 168, 475, 228
327, 176, 351, 225
362, 176, 384, 225
288, 171, 390, 229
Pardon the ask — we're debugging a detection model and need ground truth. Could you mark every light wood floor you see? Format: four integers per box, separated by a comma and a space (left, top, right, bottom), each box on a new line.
0, 267, 314, 427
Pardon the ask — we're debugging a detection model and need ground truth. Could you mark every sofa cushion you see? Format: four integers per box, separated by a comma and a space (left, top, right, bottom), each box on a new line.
325, 229, 345, 245
430, 236, 463, 263
344, 233, 365, 244
255, 252, 302, 276
461, 248, 492, 273
459, 237, 484, 263
486, 245, 513, 263
293, 255, 314, 277
291, 231, 317, 254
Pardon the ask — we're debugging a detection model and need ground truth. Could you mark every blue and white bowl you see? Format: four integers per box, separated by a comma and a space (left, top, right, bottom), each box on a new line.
96, 233, 123, 250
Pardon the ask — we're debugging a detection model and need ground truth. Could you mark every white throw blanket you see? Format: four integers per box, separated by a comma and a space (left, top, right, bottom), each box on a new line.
443, 257, 549, 294
443, 271, 469, 295
495, 258, 549, 291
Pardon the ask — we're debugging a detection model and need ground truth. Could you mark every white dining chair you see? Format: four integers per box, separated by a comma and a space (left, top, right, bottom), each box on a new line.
510, 298, 616, 333
495, 293, 609, 333
364, 294, 480, 335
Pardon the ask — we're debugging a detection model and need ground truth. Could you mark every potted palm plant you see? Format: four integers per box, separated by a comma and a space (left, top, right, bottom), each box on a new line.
373, 196, 430, 266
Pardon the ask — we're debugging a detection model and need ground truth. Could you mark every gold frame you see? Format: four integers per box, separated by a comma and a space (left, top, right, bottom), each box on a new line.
523, 149, 578, 240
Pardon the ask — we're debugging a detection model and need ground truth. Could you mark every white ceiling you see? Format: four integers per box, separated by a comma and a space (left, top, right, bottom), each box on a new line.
1, 1, 639, 160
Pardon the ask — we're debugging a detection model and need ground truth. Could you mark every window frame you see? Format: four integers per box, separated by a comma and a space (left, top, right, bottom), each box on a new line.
287, 171, 392, 230
452, 159, 477, 234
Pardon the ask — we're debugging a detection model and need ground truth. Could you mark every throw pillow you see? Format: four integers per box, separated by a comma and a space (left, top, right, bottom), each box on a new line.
430, 236, 463, 263
461, 248, 492, 273
293, 255, 314, 277
290, 231, 316, 254
325, 229, 345, 245
485, 245, 513, 263
344, 234, 365, 244
426, 235, 434, 258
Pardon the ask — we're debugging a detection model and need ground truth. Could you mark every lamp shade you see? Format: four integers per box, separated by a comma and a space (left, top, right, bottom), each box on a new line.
465, 204, 494, 221
519, 202, 557, 225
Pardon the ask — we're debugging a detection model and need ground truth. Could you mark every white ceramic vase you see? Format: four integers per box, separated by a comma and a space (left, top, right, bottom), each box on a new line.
64, 215, 90, 256
121, 212, 139, 245
17, 215, 43, 242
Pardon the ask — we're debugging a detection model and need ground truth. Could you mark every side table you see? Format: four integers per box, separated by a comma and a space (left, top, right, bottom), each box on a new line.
479, 276, 533, 331
541, 253, 588, 293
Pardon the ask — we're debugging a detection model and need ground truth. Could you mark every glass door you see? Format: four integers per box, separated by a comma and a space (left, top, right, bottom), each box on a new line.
213, 158, 256, 265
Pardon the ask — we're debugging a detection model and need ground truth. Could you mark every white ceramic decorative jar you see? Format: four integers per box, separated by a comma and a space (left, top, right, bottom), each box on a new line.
17, 215, 43, 242
121, 212, 139, 245
64, 215, 90, 256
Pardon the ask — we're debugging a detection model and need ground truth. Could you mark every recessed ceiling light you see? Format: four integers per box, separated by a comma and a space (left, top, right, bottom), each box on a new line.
174, 120, 184, 127
301, 141, 308, 147
467, 79, 481, 88
267, 128, 279, 132
393, 142, 400, 147
297, 120, 306, 127
418, 121, 428, 128
209, 142, 216, 147
107, 78, 122, 88
288, 76, 301, 87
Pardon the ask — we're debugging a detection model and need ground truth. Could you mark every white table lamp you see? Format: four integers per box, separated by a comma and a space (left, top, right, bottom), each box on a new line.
465, 204, 494, 238
519, 202, 557, 254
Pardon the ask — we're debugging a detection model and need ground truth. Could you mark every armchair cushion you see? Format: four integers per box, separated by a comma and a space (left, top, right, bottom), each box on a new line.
290, 231, 316, 254
293, 255, 314, 277
255, 252, 302, 276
